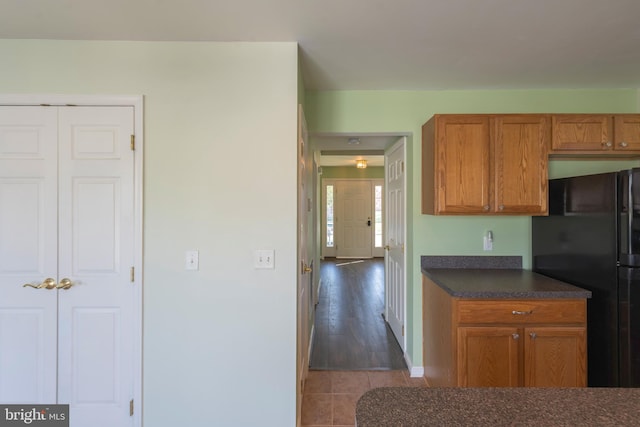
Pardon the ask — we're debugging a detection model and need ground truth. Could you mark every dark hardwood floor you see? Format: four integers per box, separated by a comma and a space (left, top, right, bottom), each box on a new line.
309, 258, 407, 370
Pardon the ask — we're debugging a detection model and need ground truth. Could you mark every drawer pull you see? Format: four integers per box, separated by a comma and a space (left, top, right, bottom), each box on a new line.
512, 310, 533, 315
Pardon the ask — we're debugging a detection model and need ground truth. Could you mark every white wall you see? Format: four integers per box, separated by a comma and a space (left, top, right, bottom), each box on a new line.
0, 40, 299, 426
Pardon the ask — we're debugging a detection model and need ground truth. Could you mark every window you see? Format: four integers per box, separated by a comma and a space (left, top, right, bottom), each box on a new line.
326, 185, 334, 247
375, 184, 382, 247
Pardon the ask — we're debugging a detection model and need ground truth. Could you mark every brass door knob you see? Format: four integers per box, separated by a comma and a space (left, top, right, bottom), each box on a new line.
57, 278, 74, 290
23, 277, 57, 290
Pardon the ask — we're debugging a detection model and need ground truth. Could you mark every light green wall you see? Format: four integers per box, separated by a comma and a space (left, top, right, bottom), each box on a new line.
305, 89, 640, 368
0, 39, 298, 427
321, 166, 384, 179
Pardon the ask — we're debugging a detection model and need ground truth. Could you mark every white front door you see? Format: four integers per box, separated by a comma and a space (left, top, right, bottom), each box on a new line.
384, 137, 406, 351
337, 180, 373, 258
0, 105, 137, 427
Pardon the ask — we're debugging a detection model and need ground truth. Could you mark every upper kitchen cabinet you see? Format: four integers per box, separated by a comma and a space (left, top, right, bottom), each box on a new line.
422, 114, 549, 215
550, 114, 640, 155
422, 114, 490, 214
614, 115, 640, 151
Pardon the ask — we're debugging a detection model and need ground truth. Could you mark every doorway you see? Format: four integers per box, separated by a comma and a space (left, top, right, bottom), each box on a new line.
306, 134, 407, 371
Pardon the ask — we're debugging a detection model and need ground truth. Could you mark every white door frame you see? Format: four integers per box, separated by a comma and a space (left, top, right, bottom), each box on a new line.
0, 94, 144, 427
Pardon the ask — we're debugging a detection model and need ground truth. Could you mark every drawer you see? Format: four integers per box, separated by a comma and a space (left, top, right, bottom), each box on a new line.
456, 299, 586, 325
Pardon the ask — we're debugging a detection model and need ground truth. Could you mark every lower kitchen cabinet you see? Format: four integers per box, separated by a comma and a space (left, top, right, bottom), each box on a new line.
458, 326, 520, 387
524, 326, 586, 387
457, 325, 587, 387
423, 275, 587, 388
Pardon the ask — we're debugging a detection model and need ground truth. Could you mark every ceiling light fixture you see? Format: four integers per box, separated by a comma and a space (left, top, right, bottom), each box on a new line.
347, 137, 360, 145
356, 159, 367, 169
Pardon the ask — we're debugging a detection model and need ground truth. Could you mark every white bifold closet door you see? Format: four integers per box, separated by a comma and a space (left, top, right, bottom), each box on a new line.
0, 105, 136, 427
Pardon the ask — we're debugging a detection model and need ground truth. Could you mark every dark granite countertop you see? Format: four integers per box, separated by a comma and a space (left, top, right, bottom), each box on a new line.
422, 268, 591, 299
356, 387, 640, 426
421, 255, 591, 299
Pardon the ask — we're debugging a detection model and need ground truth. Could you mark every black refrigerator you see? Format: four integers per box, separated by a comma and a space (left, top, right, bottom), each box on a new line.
532, 168, 640, 387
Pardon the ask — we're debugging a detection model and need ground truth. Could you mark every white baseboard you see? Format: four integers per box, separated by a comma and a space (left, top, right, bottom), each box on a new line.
404, 352, 425, 378
308, 324, 315, 362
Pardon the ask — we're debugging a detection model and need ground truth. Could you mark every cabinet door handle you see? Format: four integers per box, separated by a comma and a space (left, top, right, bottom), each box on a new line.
512, 333, 520, 340
512, 310, 533, 315
530, 332, 537, 340
483, 205, 490, 211
620, 141, 628, 148
603, 141, 613, 148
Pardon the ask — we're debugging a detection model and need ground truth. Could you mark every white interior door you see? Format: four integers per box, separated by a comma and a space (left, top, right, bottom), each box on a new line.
0, 105, 137, 427
296, 105, 311, 425
0, 106, 58, 403
336, 180, 372, 258
384, 137, 406, 351
57, 107, 135, 427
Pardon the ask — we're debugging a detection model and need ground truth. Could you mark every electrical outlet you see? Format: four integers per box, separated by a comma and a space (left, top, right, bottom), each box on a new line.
483, 236, 493, 251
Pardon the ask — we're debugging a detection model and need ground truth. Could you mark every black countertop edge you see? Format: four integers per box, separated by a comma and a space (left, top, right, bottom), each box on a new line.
421, 255, 522, 270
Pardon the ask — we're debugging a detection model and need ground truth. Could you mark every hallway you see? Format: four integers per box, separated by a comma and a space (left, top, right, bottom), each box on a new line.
309, 258, 406, 370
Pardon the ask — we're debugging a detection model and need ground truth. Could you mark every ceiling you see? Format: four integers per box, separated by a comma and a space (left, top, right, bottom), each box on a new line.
2, 0, 639, 165
2, 0, 639, 91
314, 133, 402, 167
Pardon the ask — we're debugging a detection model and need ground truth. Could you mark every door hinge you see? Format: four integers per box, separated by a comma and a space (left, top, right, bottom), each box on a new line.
402, 325, 405, 336
130, 399, 134, 416
130, 135, 135, 151
130, 267, 135, 283
401, 161, 404, 173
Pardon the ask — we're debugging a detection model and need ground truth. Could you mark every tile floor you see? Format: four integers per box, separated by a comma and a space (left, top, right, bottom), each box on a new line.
301, 369, 427, 426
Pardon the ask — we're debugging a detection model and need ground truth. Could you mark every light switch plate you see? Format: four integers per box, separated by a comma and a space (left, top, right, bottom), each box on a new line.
254, 249, 275, 269
185, 250, 199, 270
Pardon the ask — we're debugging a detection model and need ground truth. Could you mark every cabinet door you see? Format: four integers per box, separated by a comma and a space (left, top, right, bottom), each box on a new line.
493, 115, 549, 214
551, 114, 613, 151
435, 116, 491, 213
614, 115, 640, 151
524, 327, 587, 387
457, 327, 520, 387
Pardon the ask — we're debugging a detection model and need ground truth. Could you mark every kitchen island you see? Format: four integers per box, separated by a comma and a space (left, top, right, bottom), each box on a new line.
355, 386, 640, 426
421, 256, 591, 388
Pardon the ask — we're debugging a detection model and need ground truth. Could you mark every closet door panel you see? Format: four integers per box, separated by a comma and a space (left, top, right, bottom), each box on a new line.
0, 106, 58, 403
57, 107, 135, 427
